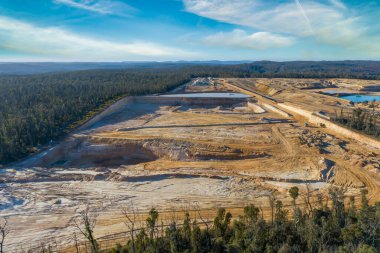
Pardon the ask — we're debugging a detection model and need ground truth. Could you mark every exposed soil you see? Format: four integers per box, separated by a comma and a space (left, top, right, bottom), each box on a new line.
1, 78, 379, 251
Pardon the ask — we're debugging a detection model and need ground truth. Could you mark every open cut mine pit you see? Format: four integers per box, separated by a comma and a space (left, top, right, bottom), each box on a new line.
1, 78, 380, 251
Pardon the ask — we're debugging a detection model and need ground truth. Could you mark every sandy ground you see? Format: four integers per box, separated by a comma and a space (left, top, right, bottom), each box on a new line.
1, 78, 380, 251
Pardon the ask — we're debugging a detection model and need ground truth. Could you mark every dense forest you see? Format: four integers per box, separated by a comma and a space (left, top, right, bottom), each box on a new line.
1, 61, 380, 164
58, 187, 379, 253
0, 69, 192, 164
333, 108, 380, 138
1, 61, 380, 78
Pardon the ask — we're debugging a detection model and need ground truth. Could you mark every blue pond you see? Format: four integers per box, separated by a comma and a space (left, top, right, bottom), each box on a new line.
340, 95, 380, 103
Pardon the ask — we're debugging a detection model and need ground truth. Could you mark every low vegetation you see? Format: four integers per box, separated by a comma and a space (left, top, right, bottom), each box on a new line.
63, 187, 380, 253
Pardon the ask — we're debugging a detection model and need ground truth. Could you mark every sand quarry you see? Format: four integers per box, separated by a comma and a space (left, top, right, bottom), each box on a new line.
1, 78, 380, 251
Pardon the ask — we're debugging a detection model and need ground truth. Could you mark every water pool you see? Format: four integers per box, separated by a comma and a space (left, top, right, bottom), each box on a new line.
340, 94, 380, 103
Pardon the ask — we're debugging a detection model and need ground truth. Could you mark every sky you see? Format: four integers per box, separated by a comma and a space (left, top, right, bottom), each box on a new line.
0, 0, 380, 61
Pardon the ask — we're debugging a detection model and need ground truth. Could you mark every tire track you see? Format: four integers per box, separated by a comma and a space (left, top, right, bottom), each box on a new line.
271, 126, 294, 155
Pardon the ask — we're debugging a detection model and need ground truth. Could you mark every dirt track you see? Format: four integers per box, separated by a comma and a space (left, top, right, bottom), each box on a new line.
1, 78, 379, 251
223, 78, 380, 202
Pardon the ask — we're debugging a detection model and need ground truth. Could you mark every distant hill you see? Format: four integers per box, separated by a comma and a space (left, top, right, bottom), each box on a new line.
231, 61, 380, 79
0, 61, 379, 78
0, 61, 253, 75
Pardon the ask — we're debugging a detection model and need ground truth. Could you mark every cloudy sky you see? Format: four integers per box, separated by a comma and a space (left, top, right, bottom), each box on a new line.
0, 0, 379, 61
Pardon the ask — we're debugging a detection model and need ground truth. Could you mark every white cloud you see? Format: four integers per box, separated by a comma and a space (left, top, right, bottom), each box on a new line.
204, 30, 294, 50
54, 0, 135, 16
183, 0, 365, 45
0, 16, 194, 61
329, 0, 347, 10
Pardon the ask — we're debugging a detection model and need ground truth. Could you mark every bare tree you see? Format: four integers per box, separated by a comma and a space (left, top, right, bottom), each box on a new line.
0, 218, 9, 253
259, 205, 264, 220
194, 202, 209, 230
268, 193, 276, 224
304, 183, 313, 216
73, 233, 80, 253
74, 206, 99, 253
122, 202, 138, 253
194, 202, 211, 250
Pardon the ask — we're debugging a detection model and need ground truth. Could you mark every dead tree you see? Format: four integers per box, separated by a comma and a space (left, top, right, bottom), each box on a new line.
194, 202, 209, 230
268, 193, 276, 224
259, 205, 264, 220
194, 202, 211, 250
73, 233, 80, 253
0, 218, 9, 253
74, 206, 99, 253
121, 202, 138, 253
304, 183, 313, 217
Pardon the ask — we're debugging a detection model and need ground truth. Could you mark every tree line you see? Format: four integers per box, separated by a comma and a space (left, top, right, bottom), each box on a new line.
20, 186, 379, 253
1, 61, 380, 165
2, 61, 380, 79
105, 188, 380, 253
333, 108, 380, 138
0, 69, 191, 164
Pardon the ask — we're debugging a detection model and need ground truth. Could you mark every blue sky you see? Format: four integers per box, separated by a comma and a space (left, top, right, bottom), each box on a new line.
0, 0, 379, 61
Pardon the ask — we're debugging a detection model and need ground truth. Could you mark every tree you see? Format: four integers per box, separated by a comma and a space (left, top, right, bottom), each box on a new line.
122, 202, 138, 253
181, 212, 191, 249
74, 206, 99, 253
304, 184, 313, 217
146, 208, 159, 240
274, 200, 288, 224
105, 195, 380, 253
0, 69, 192, 164
333, 107, 380, 138
289, 186, 299, 208
213, 208, 232, 238
268, 194, 276, 224
195, 202, 211, 252
0, 218, 9, 253
360, 189, 369, 209
329, 187, 346, 226
190, 222, 202, 253
243, 204, 259, 223
289, 186, 302, 226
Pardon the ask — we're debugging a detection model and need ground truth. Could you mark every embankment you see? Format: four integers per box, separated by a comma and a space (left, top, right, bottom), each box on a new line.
78, 97, 135, 130
223, 81, 290, 117
138, 95, 248, 106
79, 95, 250, 130
278, 103, 380, 149
247, 102, 266, 113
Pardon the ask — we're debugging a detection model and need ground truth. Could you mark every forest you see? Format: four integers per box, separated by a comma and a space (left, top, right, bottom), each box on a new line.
1, 61, 380, 164
0, 69, 191, 164
2, 61, 380, 78
333, 108, 380, 138
26, 187, 379, 253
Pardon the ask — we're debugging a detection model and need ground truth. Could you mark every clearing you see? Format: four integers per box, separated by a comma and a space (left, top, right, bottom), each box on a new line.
1, 77, 380, 251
